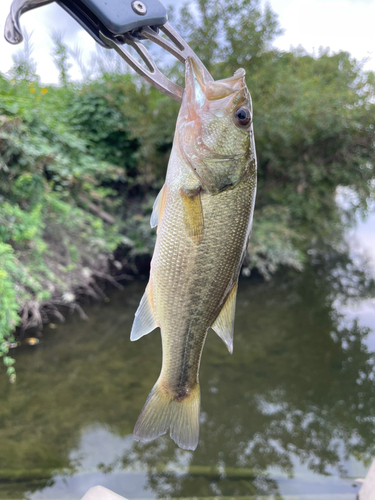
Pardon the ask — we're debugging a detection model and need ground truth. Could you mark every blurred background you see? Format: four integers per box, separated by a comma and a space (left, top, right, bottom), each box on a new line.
0, 0, 375, 499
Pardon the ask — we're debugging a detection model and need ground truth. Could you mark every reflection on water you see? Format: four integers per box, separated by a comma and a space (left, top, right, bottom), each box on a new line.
1, 239, 375, 499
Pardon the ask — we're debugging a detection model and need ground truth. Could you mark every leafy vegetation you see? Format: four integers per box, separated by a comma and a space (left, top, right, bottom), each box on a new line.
0, 0, 374, 377
177, 0, 375, 245
0, 79, 124, 376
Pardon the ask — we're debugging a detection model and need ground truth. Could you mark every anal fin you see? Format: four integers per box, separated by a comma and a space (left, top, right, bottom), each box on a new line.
211, 281, 238, 354
150, 184, 167, 229
180, 187, 204, 244
130, 284, 158, 341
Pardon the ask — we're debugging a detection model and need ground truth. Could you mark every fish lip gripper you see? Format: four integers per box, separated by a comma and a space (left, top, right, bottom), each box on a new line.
4, 0, 213, 102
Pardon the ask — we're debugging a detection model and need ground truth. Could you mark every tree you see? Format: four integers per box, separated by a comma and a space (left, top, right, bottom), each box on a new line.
176, 0, 282, 74
8, 30, 38, 82
50, 31, 72, 87
174, 0, 375, 267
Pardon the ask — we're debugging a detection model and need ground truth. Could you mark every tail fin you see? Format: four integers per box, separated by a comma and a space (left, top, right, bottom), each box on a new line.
133, 380, 200, 450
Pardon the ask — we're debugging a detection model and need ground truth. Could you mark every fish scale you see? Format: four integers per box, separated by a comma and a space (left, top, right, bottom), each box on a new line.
131, 58, 257, 450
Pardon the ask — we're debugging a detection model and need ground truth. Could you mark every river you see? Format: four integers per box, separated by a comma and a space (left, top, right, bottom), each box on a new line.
1, 214, 375, 500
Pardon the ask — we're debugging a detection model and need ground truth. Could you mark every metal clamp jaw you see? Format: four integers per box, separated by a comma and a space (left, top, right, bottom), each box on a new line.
4, 0, 213, 102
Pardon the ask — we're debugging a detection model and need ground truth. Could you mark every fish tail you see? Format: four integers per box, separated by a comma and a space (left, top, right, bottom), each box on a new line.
133, 379, 200, 450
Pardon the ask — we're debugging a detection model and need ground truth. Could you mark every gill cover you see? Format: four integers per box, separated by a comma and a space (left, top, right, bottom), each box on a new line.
178, 58, 254, 195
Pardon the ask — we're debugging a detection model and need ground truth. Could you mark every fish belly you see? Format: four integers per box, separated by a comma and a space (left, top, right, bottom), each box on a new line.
151, 165, 256, 394
133, 152, 256, 450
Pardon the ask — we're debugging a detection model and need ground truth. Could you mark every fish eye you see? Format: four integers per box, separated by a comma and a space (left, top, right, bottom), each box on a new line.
233, 106, 251, 127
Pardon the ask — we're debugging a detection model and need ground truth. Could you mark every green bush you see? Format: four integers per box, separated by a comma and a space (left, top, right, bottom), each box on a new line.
0, 243, 19, 382
1, 0, 374, 378
0, 80, 124, 376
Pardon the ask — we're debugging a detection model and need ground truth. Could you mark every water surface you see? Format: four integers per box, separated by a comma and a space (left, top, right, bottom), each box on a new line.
1, 220, 375, 500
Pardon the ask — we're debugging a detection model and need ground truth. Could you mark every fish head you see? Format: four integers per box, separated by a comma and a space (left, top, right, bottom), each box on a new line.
178, 58, 256, 194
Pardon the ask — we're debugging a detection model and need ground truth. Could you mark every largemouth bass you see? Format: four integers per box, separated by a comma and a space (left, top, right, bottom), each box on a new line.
131, 57, 257, 450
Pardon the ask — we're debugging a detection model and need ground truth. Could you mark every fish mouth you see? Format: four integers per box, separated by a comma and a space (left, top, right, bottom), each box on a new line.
177, 58, 252, 194
184, 58, 247, 110
181, 58, 250, 124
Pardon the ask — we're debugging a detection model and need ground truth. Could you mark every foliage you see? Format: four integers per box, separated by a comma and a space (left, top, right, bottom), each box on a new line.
245, 206, 304, 280
0, 243, 19, 382
0, 77, 124, 375
177, 0, 282, 73
66, 75, 139, 174
8, 30, 38, 83
177, 0, 375, 231
1, 0, 375, 378
252, 50, 375, 227
50, 31, 72, 87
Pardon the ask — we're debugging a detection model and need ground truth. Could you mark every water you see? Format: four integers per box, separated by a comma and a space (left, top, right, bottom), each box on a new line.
1, 218, 375, 500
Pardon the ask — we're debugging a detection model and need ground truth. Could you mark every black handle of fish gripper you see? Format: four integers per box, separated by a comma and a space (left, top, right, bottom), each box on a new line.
5, 0, 168, 47
4, 0, 212, 102
57, 0, 168, 47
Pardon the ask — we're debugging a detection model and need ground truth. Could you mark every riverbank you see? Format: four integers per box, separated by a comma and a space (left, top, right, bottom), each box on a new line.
1, 11, 374, 376
0, 79, 301, 377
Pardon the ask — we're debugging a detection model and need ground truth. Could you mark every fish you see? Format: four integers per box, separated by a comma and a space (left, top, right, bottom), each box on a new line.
130, 57, 257, 450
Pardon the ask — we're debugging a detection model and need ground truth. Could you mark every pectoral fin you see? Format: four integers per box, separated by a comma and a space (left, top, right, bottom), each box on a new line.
180, 187, 204, 244
211, 281, 238, 354
130, 285, 158, 341
150, 184, 167, 229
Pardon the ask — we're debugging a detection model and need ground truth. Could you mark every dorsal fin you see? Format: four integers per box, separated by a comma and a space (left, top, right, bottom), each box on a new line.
211, 281, 238, 354
130, 285, 158, 341
180, 187, 204, 244
150, 184, 167, 229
